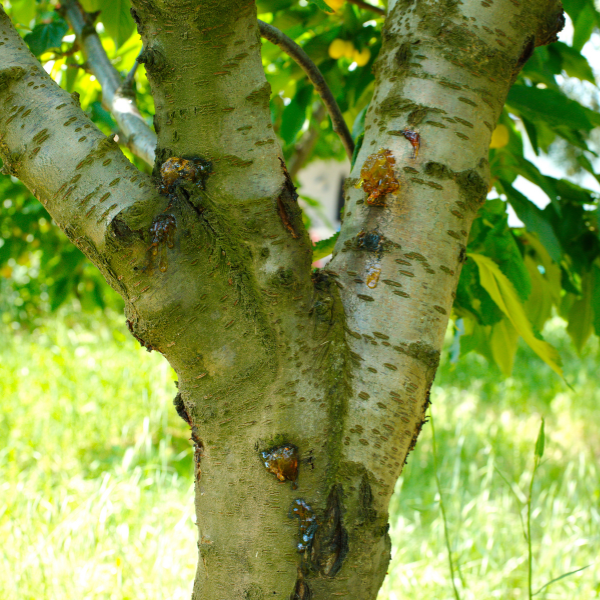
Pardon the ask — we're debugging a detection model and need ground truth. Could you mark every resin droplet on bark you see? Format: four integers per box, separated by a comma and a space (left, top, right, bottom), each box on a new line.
401, 129, 420, 158
365, 260, 381, 289
148, 214, 176, 273
262, 444, 299, 488
159, 157, 211, 194
356, 149, 399, 205
290, 499, 318, 552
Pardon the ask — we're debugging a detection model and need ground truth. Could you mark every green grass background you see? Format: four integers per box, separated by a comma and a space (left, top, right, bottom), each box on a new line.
1, 311, 598, 599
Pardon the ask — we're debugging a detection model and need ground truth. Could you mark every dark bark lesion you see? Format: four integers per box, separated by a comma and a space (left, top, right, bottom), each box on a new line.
310, 484, 349, 577
126, 318, 155, 352
290, 573, 312, 600
173, 392, 191, 424
358, 475, 377, 524
276, 158, 303, 240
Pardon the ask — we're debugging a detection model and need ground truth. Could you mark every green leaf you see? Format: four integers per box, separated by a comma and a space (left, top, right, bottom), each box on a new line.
96, 0, 136, 48
455, 258, 503, 326
561, 0, 588, 23
533, 565, 591, 596
523, 256, 554, 331
547, 42, 596, 83
511, 156, 559, 209
310, 0, 334, 12
572, 3, 597, 51
553, 177, 596, 204
489, 318, 519, 376
9, 0, 37, 25
521, 117, 539, 155
576, 154, 600, 185
351, 133, 364, 168
567, 270, 594, 353
24, 18, 69, 56
280, 85, 313, 145
469, 253, 563, 377
523, 234, 562, 304
89, 101, 117, 130
49, 276, 74, 311
507, 85, 594, 132
313, 232, 339, 261
534, 417, 545, 459
481, 213, 532, 302
352, 105, 368, 139
502, 183, 562, 263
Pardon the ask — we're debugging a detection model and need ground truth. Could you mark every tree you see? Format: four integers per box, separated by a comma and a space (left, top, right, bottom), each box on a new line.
1, 0, 599, 598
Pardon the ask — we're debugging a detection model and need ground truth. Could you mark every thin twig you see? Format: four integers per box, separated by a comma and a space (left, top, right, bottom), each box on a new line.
123, 49, 143, 90
430, 411, 462, 600
258, 20, 355, 160
62, 6, 355, 165
61, 0, 156, 166
347, 0, 386, 16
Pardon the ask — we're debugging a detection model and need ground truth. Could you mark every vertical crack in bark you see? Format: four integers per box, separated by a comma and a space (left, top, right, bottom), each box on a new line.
276, 159, 302, 239
358, 475, 377, 524
290, 574, 312, 600
310, 485, 348, 577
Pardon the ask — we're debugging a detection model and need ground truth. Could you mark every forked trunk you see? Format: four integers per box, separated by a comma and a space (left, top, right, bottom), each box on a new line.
0, 0, 564, 597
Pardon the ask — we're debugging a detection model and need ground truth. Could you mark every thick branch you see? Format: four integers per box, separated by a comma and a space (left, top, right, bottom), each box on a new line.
60, 6, 351, 173
259, 20, 355, 161
61, 0, 156, 165
0, 7, 153, 252
329, 0, 563, 506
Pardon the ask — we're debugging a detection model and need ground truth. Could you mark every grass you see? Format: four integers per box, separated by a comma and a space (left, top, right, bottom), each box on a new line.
1, 310, 599, 599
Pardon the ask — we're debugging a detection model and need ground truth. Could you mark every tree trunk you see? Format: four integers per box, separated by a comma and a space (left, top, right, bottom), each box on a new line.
0, 1, 564, 598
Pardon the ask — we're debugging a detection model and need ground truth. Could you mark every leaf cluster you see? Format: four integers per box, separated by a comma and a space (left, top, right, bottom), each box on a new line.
452, 0, 600, 374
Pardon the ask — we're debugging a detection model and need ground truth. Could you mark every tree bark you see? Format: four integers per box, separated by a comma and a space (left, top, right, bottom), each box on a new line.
0, 1, 564, 598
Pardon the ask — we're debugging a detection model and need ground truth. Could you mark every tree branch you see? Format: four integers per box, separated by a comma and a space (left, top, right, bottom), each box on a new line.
58, 6, 355, 170
123, 50, 143, 90
61, 0, 156, 166
258, 20, 355, 160
347, 0, 386, 16
0, 5, 160, 298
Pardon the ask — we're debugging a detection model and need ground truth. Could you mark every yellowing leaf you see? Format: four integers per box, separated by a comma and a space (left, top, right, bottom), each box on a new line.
490, 318, 519, 376
469, 253, 563, 377
522, 233, 562, 306
490, 124, 509, 149
523, 255, 553, 331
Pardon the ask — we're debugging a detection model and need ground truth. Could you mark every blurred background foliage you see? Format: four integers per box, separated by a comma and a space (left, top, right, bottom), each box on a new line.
1, 0, 600, 378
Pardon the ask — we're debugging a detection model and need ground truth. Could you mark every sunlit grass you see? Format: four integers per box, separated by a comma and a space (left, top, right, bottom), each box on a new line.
1, 311, 196, 600
1, 311, 598, 599
381, 321, 600, 599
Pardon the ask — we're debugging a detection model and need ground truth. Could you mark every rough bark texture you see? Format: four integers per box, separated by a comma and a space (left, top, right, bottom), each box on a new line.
0, 1, 564, 599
